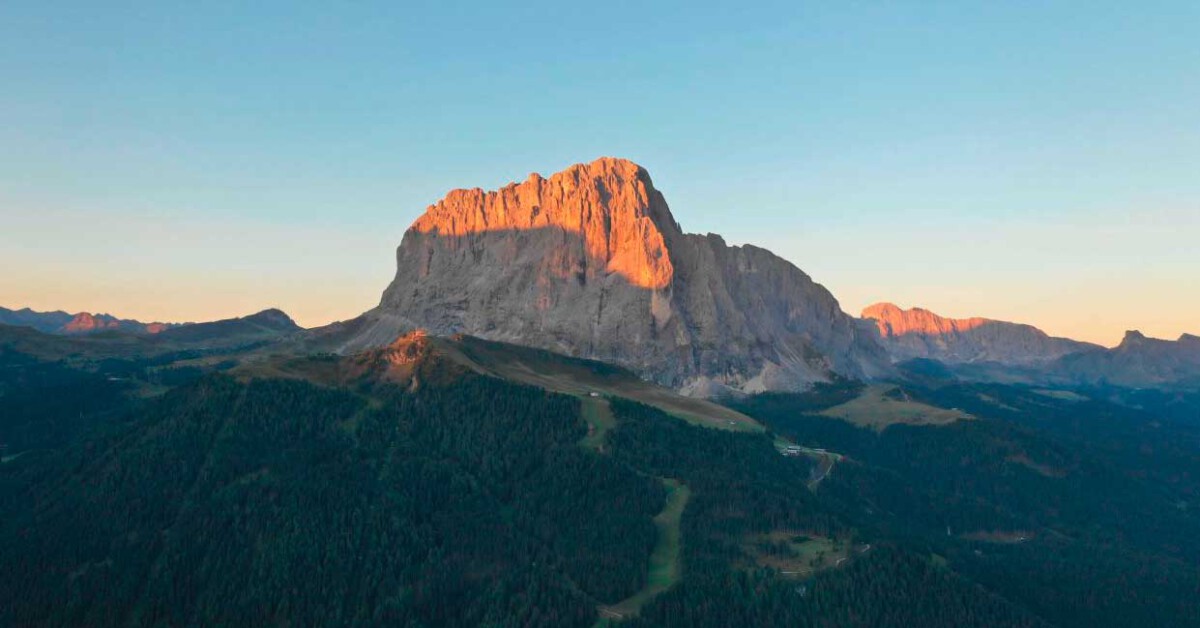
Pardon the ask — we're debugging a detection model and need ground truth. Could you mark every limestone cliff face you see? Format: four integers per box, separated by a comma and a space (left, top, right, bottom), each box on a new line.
862, 302, 1097, 365
345, 157, 891, 394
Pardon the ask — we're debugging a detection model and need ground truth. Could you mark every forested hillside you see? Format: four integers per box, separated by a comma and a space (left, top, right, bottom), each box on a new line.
733, 380, 1200, 628
2, 333, 1199, 626
1, 372, 665, 626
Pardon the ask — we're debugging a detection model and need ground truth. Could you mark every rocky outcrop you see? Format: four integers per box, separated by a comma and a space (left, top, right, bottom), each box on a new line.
862, 302, 1098, 365
344, 157, 891, 394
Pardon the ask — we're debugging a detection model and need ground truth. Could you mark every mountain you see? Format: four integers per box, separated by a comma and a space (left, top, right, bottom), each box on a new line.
860, 303, 1200, 391
342, 157, 890, 395
0, 306, 176, 335
0, 307, 73, 333
862, 302, 1098, 365
0, 308, 302, 369
154, 308, 301, 346
1052, 330, 1200, 389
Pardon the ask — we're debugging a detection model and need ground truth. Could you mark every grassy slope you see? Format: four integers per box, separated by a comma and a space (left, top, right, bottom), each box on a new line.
598, 478, 691, 623
580, 397, 617, 451
233, 332, 762, 433
821, 384, 972, 430
742, 531, 852, 577
442, 336, 762, 432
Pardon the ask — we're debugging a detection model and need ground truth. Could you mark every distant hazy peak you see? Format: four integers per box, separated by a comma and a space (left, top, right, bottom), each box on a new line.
246, 308, 300, 328
0, 305, 176, 336
1119, 330, 1148, 345
861, 302, 994, 338
862, 301, 1097, 365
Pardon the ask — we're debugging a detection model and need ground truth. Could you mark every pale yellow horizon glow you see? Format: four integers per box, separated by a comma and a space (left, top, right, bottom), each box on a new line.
1, 205, 398, 331
2, 202, 1196, 348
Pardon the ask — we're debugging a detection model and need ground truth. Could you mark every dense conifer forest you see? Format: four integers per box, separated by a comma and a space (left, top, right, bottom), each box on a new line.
2, 338, 1199, 626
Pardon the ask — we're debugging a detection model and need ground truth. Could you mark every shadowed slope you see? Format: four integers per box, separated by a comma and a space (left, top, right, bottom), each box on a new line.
1052, 330, 1200, 389
243, 330, 760, 432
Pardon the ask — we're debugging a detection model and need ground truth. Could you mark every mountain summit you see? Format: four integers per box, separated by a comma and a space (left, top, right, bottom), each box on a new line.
344, 157, 890, 394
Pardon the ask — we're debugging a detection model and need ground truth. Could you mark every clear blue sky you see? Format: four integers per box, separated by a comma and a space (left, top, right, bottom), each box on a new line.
2, 1, 1197, 344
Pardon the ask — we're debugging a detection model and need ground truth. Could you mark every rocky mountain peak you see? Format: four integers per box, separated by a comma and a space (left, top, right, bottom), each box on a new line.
343, 157, 891, 394
246, 308, 300, 330
408, 157, 679, 291
1119, 330, 1148, 347
61, 312, 120, 334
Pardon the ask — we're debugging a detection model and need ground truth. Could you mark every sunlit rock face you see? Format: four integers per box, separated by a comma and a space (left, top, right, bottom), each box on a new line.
345, 157, 891, 394
862, 302, 1098, 365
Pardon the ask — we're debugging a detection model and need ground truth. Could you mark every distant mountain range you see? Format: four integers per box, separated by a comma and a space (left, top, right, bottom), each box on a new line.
1053, 330, 1200, 389
0, 306, 301, 343
0, 308, 302, 360
0, 306, 178, 335
862, 302, 1099, 365
864, 302, 1200, 390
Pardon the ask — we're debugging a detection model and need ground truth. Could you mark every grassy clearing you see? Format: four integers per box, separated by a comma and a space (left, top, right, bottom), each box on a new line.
961, 530, 1035, 544
820, 384, 972, 430
579, 397, 617, 452
742, 531, 854, 577
1006, 453, 1068, 478
596, 478, 690, 623
1, 451, 31, 464
1032, 388, 1088, 402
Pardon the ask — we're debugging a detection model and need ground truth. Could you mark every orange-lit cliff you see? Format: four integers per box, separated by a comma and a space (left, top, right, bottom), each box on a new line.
344, 157, 891, 394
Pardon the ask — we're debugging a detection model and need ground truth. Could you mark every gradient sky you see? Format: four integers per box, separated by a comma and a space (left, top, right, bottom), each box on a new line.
2, 2, 1197, 346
